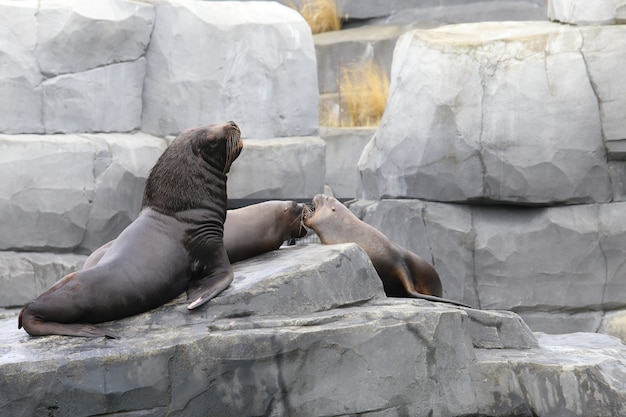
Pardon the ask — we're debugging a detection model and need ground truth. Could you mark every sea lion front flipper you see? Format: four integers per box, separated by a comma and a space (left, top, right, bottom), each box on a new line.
186, 268, 234, 310
18, 309, 117, 338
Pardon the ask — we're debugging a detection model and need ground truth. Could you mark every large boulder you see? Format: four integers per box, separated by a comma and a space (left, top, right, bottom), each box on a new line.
548, 0, 626, 25
2, 243, 626, 417
358, 22, 626, 204
227, 137, 326, 199
350, 199, 626, 333
0, 0, 154, 134
0, 133, 166, 252
142, 0, 319, 139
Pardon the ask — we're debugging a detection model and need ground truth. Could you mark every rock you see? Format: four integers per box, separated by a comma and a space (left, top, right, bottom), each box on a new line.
320, 127, 374, 198
78, 132, 167, 252
358, 22, 626, 204
0, 1, 42, 134
0, 134, 97, 251
34, 0, 154, 76
227, 137, 326, 199
0, 0, 154, 135
0, 132, 166, 252
2, 243, 625, 417
548, 0, 626, 25
0, 252, 86, 309
42, 60, 146, 133
142, 0, 318, 139
350, 199, 626, 333
349, 199, 478, 308
599, 309, 626, 343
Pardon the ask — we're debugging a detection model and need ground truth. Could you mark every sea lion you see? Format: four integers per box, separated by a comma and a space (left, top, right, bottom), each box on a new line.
18, 121, 244, 338
82, 200, 308, 269
304, 194, 471, 308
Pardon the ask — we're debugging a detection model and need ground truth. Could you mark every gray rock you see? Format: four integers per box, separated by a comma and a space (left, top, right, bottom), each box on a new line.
79, 132, 167, 252
0, 2, 42, 134
227, 137, 326, 199
35, 0, 154, 75
0, 134, 97, 251
0, 132, 166, 252
142, 0, 319, 139
349, 199, 477, 308
599, 309, 626, 343
0, 252, 86, 309
320, 127, 374, 198
548, 0, 626, 25
350, 199, 626, 333
1, 243, 625, 417
42, 60, 146, 133
359, 22, 625, 204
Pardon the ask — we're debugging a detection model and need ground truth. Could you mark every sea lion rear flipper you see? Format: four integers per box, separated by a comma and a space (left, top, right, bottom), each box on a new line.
186, 268, 234, 310
18, 309, 117, 338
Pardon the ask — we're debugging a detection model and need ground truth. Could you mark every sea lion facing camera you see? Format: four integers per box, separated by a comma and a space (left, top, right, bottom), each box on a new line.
304, 194, 471, 308
18, 121, 243, 338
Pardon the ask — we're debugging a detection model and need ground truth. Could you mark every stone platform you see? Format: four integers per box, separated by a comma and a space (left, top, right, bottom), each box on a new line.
1, 244, 625, 417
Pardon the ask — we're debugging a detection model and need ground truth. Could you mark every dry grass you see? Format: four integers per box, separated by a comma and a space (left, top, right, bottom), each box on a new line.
337, 60, 390, 127
295, 0, 342, 34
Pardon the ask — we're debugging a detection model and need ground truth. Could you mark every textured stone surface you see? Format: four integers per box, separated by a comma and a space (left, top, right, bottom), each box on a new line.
358, 22, 626, 204
0, 252, 86, 309
0, 0, 154, 134
2, 244, 626, 417
320, 127, 374, 198
42, 60, 146, 133
350, 199, 626, 333
548, 0, 626, 25
142, 0, 318, 139
0, 133, 166, 252
227, 137, 326, 199
600, 309, 626, 343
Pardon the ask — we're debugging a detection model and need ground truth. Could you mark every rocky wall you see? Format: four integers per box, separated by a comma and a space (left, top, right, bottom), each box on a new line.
355, 8, 626, 336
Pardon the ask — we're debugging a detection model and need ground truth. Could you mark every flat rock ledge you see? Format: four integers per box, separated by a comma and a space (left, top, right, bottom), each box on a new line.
1, 244, 625, 416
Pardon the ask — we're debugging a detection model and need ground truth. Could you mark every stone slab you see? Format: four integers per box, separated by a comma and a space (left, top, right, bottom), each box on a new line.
227, 137, 326, 199
350, 199, 626, 333
358, 22, 626, 204
0, 133, 167, 252
548, 0, 626, 25
320, 127, 374, 198
1, 243, 625, 417
0, 252, 86, 309
142, 0, 319, 139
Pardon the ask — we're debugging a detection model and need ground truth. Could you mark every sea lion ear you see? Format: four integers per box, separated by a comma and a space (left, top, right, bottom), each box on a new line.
331, 206, 336, 212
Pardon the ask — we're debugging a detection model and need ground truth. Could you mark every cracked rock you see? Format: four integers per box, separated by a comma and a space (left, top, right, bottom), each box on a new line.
141, 0, 319, 139
548, 0, 626, 25
358, 21, 626, 204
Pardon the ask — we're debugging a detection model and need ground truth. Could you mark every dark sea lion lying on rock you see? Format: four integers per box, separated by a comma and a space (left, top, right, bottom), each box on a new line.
18, 121, 244, 338
304, 194, 472, 308
83, 200, 308, 269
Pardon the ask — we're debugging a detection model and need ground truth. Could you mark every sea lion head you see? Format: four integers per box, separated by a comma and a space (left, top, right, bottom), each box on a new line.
282, 200, 308, 239
303, 194, 343, 229
142, 121, 244, 214
187, 121, 243, 174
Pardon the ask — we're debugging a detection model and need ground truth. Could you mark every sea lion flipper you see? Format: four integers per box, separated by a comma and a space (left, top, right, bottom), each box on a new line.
18, 309, 117, 338
186, 269, 234, 310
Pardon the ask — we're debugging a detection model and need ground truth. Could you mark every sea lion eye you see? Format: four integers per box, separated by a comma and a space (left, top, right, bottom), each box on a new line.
331, 206, 336, 212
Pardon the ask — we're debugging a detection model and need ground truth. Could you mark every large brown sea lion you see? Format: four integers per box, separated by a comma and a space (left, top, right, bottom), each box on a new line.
18, 121, 244, 338
82, 200, 308, 269
304, 194, 471, 308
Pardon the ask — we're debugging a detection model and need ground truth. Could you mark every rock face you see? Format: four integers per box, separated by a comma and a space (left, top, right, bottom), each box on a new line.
548, 0, 626, 25
142, 0, 319, 139
358, 21, 626, 205
351, 199, 626, 334
0, 132, 167, 253
2, 243, 626, 417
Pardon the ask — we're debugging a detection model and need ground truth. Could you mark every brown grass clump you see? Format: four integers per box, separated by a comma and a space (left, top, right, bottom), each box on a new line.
338, 60, 390, 127
296, 0, 342, 34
